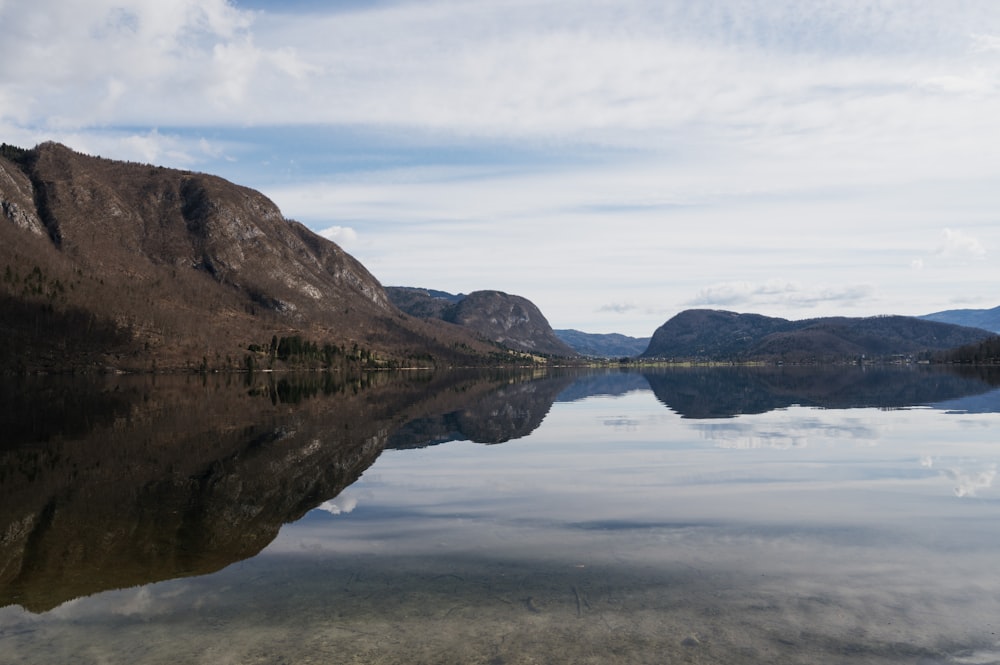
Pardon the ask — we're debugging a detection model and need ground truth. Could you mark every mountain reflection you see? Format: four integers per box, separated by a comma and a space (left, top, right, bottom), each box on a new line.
386, 371, 578, 448
0, 369, 538, 613
643, 365, 1000, 418
2, 364, 998, 613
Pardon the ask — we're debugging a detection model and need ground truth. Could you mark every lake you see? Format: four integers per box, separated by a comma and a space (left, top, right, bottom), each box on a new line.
1, 366, 999, 664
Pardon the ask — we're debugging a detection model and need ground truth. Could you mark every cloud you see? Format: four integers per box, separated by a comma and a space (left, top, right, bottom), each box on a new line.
0, 0, 317, 128
116, 129, 202, 165
4, 0, 999, 151
598, 302, 639, 314
686, 280, 873, 311
687, 280, 798, 307
317, 225, 359, 248
909, 227, 988, 279
970, 33, 1000, 53
797, 284, 875, 307
935, 228, 987, 261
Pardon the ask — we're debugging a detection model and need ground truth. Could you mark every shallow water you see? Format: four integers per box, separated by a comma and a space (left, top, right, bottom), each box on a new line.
2, 367, 1000, 664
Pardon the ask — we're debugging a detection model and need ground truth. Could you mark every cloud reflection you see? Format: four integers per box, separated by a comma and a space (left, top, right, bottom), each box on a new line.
945, 465, 997, 498
316, 490, 362, 515
694, 415, 879, 450
919, 456, 998, 497
602, 417, 640, 431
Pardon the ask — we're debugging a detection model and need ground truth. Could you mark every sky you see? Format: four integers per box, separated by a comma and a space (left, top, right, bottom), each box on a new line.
1, 0, 998, 337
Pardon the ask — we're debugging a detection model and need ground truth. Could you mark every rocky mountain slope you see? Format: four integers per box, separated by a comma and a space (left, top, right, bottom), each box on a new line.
920, 305, 1000, 333
641, 309, 994, 362
386, 287, 578, 357
0, 143, 507, 371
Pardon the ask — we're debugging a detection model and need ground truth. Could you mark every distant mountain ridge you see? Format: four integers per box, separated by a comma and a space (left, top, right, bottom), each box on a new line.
386, 287, 578, 357
920, 305, 1000, 333
642, 309, 993, 362
554, 329, 650, 358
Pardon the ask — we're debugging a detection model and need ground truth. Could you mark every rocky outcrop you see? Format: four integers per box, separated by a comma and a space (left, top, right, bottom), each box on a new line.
387, 287, 578, 357
0, 151, 46, 237
445, 291, 577, 357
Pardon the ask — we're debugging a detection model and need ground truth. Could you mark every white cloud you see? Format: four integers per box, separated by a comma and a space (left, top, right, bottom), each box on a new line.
935, 228, 987, 261
0, 0, 317, 127
686, 280, 874, 313
598, 302, 639, 314
3, 0, 999, 151
920, 74, 996, 97
317, 225, 359, 248
970, 33, 1000, 53
688, 281, 798, 307
116, 129, 196, 165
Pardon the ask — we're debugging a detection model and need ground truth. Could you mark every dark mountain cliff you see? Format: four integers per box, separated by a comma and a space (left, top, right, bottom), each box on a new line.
387, 287, 578, 357
0, 143, 505, 371
642, 309, 994, 362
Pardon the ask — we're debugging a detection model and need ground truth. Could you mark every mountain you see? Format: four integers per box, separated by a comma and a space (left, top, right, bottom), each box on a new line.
0, 142, 510, 372
920, 305, 1000, 333
554, 329, 650, 358
386, 287, 578, 357
641, 309, 994, 362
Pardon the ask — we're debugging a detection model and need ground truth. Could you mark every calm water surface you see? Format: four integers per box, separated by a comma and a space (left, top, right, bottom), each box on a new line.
1, 367, 999, 664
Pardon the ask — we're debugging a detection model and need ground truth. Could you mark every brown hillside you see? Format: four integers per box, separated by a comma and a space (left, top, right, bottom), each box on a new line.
0, 142, 507, 372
